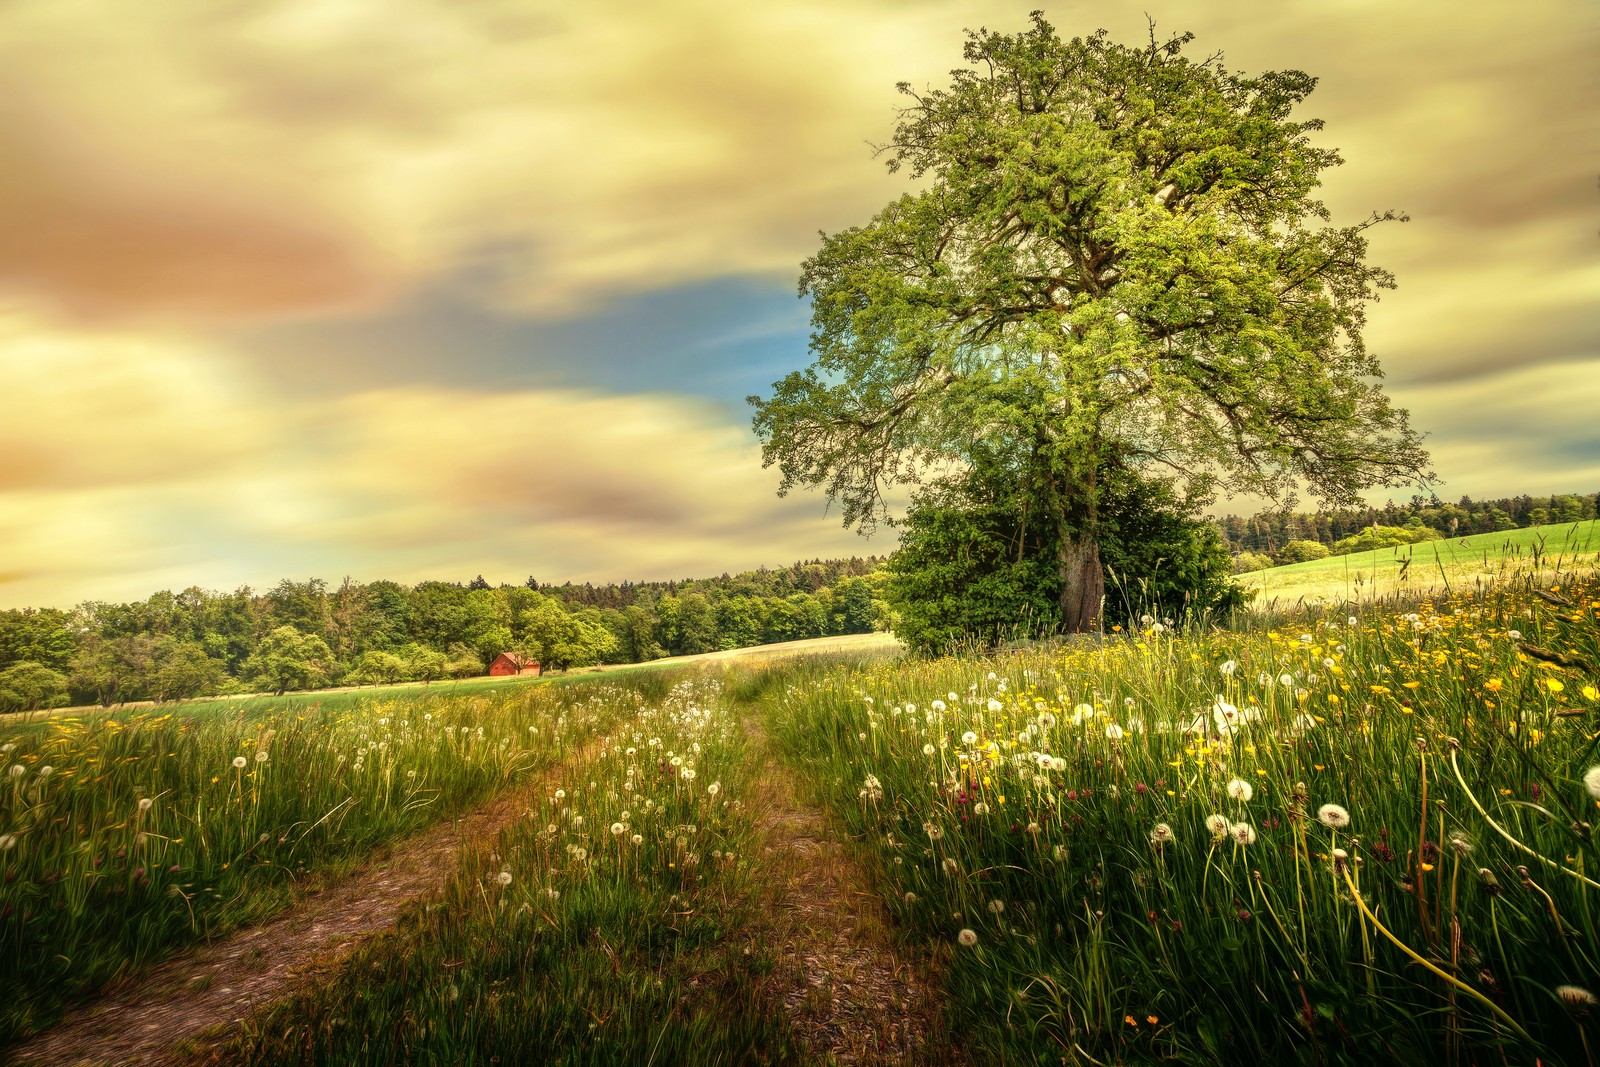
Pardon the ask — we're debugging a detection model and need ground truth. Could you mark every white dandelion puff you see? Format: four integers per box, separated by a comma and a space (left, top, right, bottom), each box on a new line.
1317, 803, 1350, 829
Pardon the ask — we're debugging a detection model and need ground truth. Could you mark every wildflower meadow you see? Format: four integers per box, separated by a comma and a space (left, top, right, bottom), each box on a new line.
5, 573, 1600, 1064
0, 674, 657, 1043
769, 573, 1600, 1063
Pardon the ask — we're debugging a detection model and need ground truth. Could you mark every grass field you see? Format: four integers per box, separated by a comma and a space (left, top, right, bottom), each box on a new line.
767, 569, 1600, 1064
1239, 520, 1600, 606
0, 671, 666, 1043
0, 632, 902, 731
7, 575, 1600, 1064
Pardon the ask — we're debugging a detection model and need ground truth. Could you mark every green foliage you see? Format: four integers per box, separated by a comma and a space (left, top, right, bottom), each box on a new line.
0, 662, 68, 713
752, 14, 1429, 632
1331, 523, 1442, 555
242, 626, 335, 695
1282, 539, 1332, 563
1232, 550, 1276, 574
0, 609, 76, 673
888, 468, 1242, 655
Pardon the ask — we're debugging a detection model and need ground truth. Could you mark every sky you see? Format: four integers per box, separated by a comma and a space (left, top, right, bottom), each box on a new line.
1, 0, 1596, 609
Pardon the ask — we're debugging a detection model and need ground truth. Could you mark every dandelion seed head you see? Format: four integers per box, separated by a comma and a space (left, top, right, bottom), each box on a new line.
1583, 766, 1600, 801
1230, 822, 1257, 846
496, 869, 513, 887
1150, 823, 1174, 845
1558, 985, 1597, 1008
137, 798, 152, 812
231, 756, 247, 769
1317, 803, 1350, 829
1226, 779, 1254, 802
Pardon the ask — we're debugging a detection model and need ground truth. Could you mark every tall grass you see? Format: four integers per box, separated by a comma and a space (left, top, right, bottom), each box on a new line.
214, 672, 800, 1066
768, 573, 1600, 1063
0, 677, 656, 1044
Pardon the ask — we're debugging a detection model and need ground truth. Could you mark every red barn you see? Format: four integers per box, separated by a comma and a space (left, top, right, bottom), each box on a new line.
487, 652, 541, 677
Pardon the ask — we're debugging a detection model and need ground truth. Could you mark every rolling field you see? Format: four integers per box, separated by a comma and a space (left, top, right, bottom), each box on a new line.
0, 632, 903, 730
5, 574, 1600, 1064
1239, 520, 1600, 606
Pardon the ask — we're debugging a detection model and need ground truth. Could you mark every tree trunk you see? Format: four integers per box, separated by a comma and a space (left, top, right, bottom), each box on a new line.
1058, 531, 1104, 633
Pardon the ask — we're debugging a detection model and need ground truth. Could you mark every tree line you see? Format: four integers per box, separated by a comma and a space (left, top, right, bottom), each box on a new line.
1215, 491, 1599, 568
0, 562, 887, 711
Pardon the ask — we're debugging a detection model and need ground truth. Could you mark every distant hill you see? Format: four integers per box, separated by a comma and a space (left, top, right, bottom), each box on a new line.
1214, 490, 1598, 563
1236, 520, 1600, 605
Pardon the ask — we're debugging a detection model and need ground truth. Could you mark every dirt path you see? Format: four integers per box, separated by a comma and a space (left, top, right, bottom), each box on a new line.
6, 731, 624, 1067
744, 719, 958, 1066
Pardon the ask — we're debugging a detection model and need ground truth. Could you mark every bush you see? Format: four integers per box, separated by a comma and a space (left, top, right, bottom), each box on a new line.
1281, 539, 1331, 563
0, 661, 69, 713
1231, 551, 1275, 574
887, 470, 1242, 655
1331, 524, 1441, 555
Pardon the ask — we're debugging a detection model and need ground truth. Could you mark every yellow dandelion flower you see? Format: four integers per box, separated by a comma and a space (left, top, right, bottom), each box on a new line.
1545, 679, 1565, 694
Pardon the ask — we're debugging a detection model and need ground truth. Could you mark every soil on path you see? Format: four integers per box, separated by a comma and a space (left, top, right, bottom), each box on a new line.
744, 719, 960, 1067
6, 733, 621, 1067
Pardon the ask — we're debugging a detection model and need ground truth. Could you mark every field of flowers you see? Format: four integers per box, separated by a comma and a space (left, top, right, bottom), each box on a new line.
0, 675, 658, 1044
769, 573, 1600, 1064
217, 675, 799, 1065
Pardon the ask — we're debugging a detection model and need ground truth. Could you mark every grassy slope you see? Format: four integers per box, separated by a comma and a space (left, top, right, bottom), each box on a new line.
1238, 519, 1600, 605
2, 632, 902, 728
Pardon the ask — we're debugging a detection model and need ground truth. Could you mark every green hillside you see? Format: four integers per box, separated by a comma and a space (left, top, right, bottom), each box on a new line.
1238, 519, 1600, 604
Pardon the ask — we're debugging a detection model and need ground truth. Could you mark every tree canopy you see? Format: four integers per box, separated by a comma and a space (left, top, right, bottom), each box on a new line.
752, 14, 1430, 630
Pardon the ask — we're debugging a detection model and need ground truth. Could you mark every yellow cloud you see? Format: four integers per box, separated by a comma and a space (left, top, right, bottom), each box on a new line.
0, 320, 875, 607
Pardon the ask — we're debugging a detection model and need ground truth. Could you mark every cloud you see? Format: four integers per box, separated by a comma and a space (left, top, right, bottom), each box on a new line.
0, 320, 877, 608
0, 0, 1594, 605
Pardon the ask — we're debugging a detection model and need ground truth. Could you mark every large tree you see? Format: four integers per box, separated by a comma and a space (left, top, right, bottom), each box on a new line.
751, 16, 1430, 631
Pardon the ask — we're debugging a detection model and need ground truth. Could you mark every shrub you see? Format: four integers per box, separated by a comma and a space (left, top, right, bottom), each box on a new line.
1282, 539, 1331, 562
1231, 551, 1275, 573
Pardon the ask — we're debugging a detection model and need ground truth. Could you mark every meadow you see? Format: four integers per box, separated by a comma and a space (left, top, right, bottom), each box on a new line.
0, 672, 666, 1044
5, 568, 1600, 1065
769, 569, 1600, 1063
1238, 519, 1600, 605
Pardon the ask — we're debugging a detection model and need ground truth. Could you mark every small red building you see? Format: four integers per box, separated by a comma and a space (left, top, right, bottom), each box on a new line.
487, 652, 541, 677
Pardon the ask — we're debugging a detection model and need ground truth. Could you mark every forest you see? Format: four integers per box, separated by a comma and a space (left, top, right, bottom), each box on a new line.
0, 558, 885, 709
